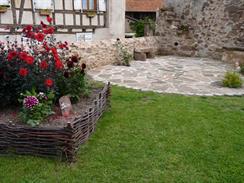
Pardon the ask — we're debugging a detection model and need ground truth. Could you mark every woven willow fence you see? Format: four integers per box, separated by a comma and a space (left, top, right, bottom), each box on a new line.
0, 83, 111, 162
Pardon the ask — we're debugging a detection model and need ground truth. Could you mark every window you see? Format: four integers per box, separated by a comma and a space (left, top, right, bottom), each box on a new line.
34, 0, 53, 10
0, 0, 10, 6
98, 0, 106, 11
74, 0, 98, 11
89, 0, 94, 10
82, 0, 87, 9
74, 0, 82, 10
82, 0, 97, 10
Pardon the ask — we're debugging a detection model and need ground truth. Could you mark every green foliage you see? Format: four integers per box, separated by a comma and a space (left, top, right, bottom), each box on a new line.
130, 17, 155, 37
130, 20, 145, 37
0, 87, 244, 182
115, 40, 133, 66
19, 89, 55, 127
0, 53, 25, 106
57, 68, 89, 103
0, 21, 91, 127
222, 72, 243, 88
240, 64, 244, 75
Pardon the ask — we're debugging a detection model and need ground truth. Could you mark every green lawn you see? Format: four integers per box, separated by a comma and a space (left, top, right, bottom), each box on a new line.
0, 86, 243, 183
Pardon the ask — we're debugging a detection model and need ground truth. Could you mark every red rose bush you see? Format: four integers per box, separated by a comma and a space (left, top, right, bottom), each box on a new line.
0, 16, 88, 126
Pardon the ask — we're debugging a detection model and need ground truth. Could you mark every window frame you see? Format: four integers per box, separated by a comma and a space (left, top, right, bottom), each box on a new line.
82, 0, 97, 11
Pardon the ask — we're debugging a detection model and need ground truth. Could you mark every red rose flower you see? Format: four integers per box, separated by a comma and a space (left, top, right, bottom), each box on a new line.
22, 25, 33, 33
43, 42, 50, 52
35, 33, 45, 42
55, 60, 64, 70
25, 55, 34, 65
58, 44, 65, 49
40, 60, 48, 70
71, 55, 79, 63
40, 21, 47, 28
26, 31, 35, 39
51, 47, 58, 55
49, 27, 55, 34
67, 61, 74, 68
43, 27, 55, 34
7, 51, 17, 61
81, 63, 87, 75
46, 16, 53, 23
26, 25, 33, 31
45, 78, 53, 87
19, 51, 28, 60
19, 68, 28, 77
81, 63, 87, 69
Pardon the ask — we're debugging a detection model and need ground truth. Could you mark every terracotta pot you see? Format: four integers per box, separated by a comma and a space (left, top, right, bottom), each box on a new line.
86, 11, 96, 18
0, 6, 9, 13
39, 9, 52, 16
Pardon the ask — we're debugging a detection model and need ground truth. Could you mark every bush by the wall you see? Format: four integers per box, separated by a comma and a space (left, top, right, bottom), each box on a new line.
130, 18, 155, 37
222, 72, 242, 88
115, 39, 133, 66
240, 64, 244, 75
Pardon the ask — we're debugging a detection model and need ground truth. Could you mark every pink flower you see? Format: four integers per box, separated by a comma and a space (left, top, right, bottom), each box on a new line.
23, 96, 39, 109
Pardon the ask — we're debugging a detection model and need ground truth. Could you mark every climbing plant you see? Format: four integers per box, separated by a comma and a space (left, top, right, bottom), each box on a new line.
130, 17, 155, 37
115, 39, 133, 66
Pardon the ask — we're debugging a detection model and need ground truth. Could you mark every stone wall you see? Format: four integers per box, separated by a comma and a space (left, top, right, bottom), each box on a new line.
155, 9, 197, 57
156, 0, 244, 60
72, 37, 160, 68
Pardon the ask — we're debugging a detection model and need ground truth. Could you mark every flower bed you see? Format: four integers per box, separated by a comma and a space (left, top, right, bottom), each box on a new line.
0, 83, 110, 162
0, 16, 111, 161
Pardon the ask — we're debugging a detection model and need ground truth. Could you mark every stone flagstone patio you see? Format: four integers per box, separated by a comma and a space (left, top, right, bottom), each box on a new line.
88, 56, 244, 96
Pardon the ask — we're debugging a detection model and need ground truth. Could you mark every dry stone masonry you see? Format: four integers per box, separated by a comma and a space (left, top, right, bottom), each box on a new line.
71, 37, 160, 68
156, 0, 244, 62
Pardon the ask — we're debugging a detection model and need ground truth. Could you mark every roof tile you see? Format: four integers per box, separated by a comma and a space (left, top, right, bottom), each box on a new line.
126, 0, 164, 12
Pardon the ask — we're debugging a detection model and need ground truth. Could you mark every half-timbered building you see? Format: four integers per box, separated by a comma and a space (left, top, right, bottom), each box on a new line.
0, 0, 125, 42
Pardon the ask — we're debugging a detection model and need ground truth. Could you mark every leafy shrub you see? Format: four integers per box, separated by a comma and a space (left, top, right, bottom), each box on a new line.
57, 62, 89, 103
115, 39, 133, 66
0, 16, 88, 107
19, 89, 55, 127
0, 17, 64, 106
223, 72, 243, 88
0, 16, 89, 126
240, 64, 244, 75
130, 20, 145, 37
130, 17, 155, 37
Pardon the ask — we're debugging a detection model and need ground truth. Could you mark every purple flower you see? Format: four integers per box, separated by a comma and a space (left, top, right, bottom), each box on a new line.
23, 96, 39, 109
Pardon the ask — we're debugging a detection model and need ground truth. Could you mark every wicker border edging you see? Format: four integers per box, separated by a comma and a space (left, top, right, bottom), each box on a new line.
0, 83, 111, 162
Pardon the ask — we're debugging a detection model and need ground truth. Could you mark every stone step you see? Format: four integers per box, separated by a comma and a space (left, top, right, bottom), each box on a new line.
223, 46, 244, 51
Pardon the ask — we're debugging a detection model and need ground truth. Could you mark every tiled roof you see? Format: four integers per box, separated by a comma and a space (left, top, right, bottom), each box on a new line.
126, 0, 163, 12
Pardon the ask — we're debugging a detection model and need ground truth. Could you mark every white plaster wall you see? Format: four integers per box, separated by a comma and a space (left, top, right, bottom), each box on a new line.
107, 0, 125, 39
0, 0, 126, 42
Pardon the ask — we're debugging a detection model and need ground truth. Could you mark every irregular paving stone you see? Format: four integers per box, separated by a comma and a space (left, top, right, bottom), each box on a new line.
88, 56, 244, 96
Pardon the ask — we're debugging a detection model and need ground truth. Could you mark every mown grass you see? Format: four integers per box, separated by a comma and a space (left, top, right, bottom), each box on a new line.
0, 86, 243, 183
